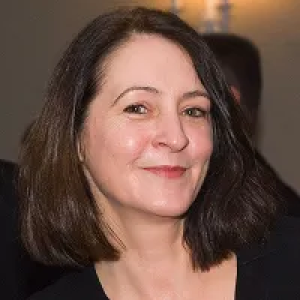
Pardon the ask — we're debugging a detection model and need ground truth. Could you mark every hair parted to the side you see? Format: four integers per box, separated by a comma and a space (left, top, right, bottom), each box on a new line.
19, 7, 280, 271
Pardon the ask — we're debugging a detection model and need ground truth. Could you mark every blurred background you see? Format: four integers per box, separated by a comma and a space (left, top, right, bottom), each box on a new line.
0, 0, 299, 193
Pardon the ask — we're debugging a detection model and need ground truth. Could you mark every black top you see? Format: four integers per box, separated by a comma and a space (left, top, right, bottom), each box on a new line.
28, 216, 300, 300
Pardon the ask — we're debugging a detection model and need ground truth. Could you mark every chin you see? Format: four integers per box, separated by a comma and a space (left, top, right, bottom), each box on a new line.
147, 199, 193, 219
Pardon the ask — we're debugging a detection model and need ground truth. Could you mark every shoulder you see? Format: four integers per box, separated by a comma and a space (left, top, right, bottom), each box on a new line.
0, 159, 17, 197
238, 216, 300, 296
28, 266, 108, 300
264, 217, 300, 294
0, 159, 15, 173
0, 159, 16, 185
271, 215, 300, 247
0, 159, 18, 213
241, 216, 300, 263
268, 216, 300, 271
237, 216, 300, 298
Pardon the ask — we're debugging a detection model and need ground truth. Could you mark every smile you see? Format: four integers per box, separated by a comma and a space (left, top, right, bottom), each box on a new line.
142, 166, 187, 179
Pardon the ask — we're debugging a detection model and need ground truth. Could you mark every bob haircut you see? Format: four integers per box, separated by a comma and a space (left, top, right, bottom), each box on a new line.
19, 7, 280, 271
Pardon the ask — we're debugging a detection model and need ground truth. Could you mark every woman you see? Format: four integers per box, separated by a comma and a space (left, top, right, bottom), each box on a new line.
19, 7, 300, 300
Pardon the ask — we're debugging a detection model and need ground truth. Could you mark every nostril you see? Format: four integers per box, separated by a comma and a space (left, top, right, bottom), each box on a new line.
153, 128, 189, 152
151, 115, 189, 151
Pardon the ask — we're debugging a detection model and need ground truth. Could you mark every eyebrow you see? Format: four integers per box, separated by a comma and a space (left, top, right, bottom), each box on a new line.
113, 86, 210, 106
180, 90, 210, 101
113, 86, 159, 105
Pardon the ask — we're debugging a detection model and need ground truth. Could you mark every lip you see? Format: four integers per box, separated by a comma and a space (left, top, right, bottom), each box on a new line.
142, 165, 187, 179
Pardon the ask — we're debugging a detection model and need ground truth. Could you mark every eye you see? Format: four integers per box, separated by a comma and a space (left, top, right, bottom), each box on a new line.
123, 104, 148, 114
183, 107, 208, 118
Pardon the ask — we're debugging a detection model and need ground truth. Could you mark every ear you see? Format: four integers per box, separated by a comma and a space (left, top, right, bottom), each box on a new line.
230, 85, 241, 104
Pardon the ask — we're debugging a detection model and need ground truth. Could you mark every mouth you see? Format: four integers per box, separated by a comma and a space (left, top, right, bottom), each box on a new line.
142, 165, 187, 179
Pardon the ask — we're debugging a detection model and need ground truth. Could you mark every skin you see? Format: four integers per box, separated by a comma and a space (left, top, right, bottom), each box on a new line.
80, 34, 236, 300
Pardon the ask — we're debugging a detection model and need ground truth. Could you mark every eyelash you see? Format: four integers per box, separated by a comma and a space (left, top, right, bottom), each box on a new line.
123, 104, 148, 114
182, 107, 209, 118
123, 104, 209, 118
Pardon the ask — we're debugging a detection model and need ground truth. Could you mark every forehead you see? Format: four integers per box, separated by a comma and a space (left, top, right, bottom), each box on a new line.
101, 33, 203, 90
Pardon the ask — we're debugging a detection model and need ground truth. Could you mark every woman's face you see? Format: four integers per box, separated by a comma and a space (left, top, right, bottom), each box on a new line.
80, 34, 213, 221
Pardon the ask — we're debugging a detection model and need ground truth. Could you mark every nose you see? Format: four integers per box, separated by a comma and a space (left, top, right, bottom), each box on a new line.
152, 113, 189, 152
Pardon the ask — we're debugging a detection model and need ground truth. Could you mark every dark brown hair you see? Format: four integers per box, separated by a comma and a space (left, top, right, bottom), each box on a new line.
202, 34, 262, 136
19, 7, 280, 271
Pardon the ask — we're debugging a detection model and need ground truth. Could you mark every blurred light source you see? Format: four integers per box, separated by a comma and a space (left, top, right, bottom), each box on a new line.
201, 0, 233, 33
170, 0, 181, 15
170, 0, 233, 33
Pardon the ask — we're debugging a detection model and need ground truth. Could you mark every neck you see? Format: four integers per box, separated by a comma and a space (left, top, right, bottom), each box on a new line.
96, 211, 195, 299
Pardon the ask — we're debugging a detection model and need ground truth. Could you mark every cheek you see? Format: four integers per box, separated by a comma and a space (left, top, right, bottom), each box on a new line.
189, 126, 213, 160
98, 120, 151, 161
82, 119, 152, 193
